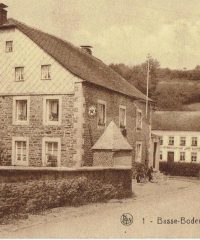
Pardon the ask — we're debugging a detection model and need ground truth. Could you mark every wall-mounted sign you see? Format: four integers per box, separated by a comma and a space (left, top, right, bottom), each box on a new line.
161, 146, 200, 152
88, 105, 97, 116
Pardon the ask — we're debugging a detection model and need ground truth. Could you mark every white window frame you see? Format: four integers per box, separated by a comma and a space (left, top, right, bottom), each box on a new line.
12, 137, 29, 166
43, 96, 62, 125
15, 66, 24, 81
180, 137, 186, 146
5, 40, 13, 52
180, 152, 185, 162
13, 96, 30, 125
97, 100, 106, 127
191, 152, 197, 162
135, 141, 142, 162
168, 136, 174, 146
136, 109, 142, 131
191, 137, 198, 147
119, 105, 126, 128
42, 137, 61, 167
41, 64, 51, 80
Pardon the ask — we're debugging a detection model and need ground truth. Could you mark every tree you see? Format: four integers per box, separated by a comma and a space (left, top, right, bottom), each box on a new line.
195, 65, 200, 71
109, 57, 160, 97
154, 84, 185, 110
110, 59, 200, 111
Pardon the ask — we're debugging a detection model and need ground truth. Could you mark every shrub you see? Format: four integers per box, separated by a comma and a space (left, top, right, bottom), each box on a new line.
0, 177, 127, 223
159, 162, 200, 177
132, 162, 148, 178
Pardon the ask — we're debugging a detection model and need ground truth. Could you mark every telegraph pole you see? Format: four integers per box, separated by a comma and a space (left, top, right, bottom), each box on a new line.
146, 54, 151, 117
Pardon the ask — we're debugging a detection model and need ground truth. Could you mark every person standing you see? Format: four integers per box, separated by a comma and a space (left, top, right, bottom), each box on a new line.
147, 166, 153, 182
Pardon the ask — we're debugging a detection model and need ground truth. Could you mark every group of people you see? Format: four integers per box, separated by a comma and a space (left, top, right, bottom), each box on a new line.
136, 165, 154, 183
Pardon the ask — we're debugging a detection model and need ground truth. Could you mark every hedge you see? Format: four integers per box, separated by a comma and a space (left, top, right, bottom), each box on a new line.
0, 176, 127, 223
159, 162, 200, 177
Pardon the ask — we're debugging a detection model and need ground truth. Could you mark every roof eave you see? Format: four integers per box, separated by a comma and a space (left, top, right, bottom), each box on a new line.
83, 81, 152, 102
0, 24, 16, 30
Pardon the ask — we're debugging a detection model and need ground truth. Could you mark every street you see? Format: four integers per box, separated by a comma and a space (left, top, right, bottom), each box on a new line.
1, 177, 200, 238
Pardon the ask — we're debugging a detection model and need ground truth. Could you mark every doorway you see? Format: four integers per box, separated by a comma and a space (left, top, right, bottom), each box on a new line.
167, 151, 174, 164
153, 142, 157, 168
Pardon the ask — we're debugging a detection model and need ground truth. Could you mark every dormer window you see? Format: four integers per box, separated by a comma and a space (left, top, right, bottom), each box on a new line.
15, 67, 24, 81
6, 41, 13, 52
41, 65, 51, 80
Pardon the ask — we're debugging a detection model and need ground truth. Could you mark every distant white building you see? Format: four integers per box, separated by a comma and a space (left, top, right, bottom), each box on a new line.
152, 111, 200, 163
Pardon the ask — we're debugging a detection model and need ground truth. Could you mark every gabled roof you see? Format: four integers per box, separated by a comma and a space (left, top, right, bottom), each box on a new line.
0, 18, 151, 101
152, 111, 200, 131
92, 121, 133, 150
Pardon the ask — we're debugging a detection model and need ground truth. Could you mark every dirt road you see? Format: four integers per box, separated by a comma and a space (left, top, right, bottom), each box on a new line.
1, 178, 200, 238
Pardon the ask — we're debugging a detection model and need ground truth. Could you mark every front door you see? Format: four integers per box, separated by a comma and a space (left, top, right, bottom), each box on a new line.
167, 151, 174, 164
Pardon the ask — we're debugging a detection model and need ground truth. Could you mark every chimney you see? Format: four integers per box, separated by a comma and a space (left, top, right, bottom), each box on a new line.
80, 45, 93, 55
0, 3, 7, 25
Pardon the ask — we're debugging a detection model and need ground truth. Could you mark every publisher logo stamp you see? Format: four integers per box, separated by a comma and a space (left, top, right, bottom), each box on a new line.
120, 213, 133, 226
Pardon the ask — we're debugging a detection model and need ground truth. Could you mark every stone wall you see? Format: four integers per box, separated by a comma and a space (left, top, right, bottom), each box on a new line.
82, 82, 151, 166
0, 80, 151, 168
0, 166, 132, 196
93, 151, 114, 166
0, 93, 80, 167
93, 150, 132, 167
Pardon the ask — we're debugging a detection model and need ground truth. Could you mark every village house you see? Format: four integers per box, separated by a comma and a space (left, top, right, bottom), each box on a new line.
0, 4, 153, 168
152, 111, 200, 164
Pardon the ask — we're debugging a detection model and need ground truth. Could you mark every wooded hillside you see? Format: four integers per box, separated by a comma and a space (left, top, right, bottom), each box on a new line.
109, 60, 200, 111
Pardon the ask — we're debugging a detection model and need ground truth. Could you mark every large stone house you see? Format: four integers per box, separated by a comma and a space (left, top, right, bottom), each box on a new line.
152, 111, 200, 164
0, 4, 153, 168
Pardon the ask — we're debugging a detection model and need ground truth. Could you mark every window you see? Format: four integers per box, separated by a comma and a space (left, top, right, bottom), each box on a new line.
119, 105, 126, 128
15, 67, 24, 81
12, 137, 29, 166
47, 100, 59, 121
191, 137, 198, 146
191, 152, 197, 162
168, 136, 174, 146
13, 97, 30, 125
43, 97, 61, 125
16, 100, 27, 121
41, 65, 51, 80
5, 41, 13, 52
97, 100, 106, 126
159, 136, 163, 145
160, 151, 163, 160
135, 142, 142, 162
180, 137, 186, 146
180, 152, 185, 161
42, 138, 61, 167
136, 109, 142, 130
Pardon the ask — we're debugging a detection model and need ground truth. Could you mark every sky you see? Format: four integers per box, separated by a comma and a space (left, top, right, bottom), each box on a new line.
3, 0, 200, 69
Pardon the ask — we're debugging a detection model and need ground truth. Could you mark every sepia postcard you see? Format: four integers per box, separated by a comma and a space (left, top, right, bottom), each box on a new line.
0, 0, 200, 238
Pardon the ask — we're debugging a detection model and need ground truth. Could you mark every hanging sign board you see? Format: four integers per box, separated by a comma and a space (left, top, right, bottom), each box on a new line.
88, 105, 97, 116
